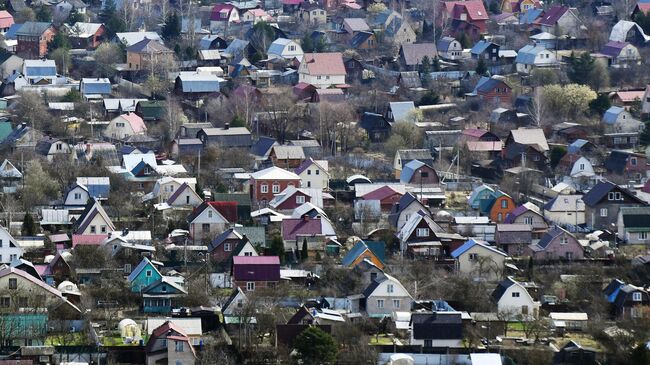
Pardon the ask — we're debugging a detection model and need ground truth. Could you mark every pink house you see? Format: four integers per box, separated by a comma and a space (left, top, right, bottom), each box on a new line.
0, 11, 14, 33
525, 226, 584, 261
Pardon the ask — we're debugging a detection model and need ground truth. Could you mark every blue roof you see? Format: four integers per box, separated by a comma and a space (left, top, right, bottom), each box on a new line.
568, 139, 589, 154
515, 44, 547, 64
251, 136, 276, 157
607, 286, 621, 303
87, 184, 110, 199
365, 240, 386, 263
470, 40, 493, 55
225, 39, 250, 58
4, 24, 21, 40
81, 79, 111, 95
199, 35, 221, 50
603, 106, 624, 124
451, 239, 507, 258
341, 240, 385, 266
429, 70, 476, 80
127, 257, 158, 282
25, 66, 56, 77
268, 38, 291, 56
400, 159, 425, 183
519, 8, 543, 25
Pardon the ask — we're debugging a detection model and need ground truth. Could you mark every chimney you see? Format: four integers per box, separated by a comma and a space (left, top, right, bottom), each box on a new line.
302, 214, 310, 222
107, 232, 112, 238
224, 123, 230, 130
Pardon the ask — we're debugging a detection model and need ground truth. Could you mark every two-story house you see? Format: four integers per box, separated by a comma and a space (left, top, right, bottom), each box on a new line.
186, 201, 230, 244
396, 209, 445, 257
492, 276, 540, 319
526, 226, 584, 261
16, 22, 55, 58
451, 239, 508, 281
298, 53, 346, 89
145, 321, 196, 365
249, 166, 301, 208
103, 112, 147, 141
73, 198, 115, 235
582, 180, 646, 229
295, 158, 329, 190
357, 274, 413, 316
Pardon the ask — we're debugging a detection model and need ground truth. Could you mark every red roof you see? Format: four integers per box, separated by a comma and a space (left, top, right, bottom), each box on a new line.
462, 128, 488, 138
209, 201, 238, 223
0, 11, 14, 29
302, 53, 346, 76
361, 186, 402, 201
536, 5, 568, 26
72, 234, 108, 247
445, 1, 489, 20
232, 256, 281, 282
211, 4, 235, 21
637, 3, 650, 13
233, 256, 280, 265
613, 90, 645, 103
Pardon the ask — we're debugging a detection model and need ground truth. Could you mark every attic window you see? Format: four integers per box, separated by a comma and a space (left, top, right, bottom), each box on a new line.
633, 292, 642, 301
512, 292, 520, 298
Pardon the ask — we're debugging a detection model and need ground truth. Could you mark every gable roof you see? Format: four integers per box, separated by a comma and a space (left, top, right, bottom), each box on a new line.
250, 166, 300, 180
185, 201, 230, 224
537, 5, 569, 26
341, 240, 385, 266
491, 276, 516, 301
536, 226, 573, 249
389, 102, 417, 122
301, 53, 345, 76
0, 159, 22, 178
582, 180, 644, 206
400, 43, 437, 66
451, 239, 508, 258
75, 198, 115, 234
508, 128, 549, 151
115, 113, 146, 134
127, 257, 160, 282
16, 22, 52, 36
361, 185, 401, 200
470, 40, 497, 55
0, 267, 79, 312
620, 206, 650, 229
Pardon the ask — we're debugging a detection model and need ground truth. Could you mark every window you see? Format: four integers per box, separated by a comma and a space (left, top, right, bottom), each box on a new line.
0, 240, 3, 248
631, 157, 637, 166
640, 232, 648, 240
315, 170, 319, 175
237, 299, 243, 308
469, 253, 478, 261
224, 243, 232, 251
272, 184, 280, 193
524, 216, 533, 225
377, 299, 384, 308
307, 181, 311, 187
74, 193, 81, 200
116, 122, 125, 128
9, 254, 16, 262
416, 228, 429, 237
8, 278, 17, 290
244, 252, 253, 256
146, 270, 152, 277
608, 192, 615, 200
560, 236, 568, 245
296, 195, 305, 204
387, 284, 394, 293
424, 339, 433, 347
600, 208, 608, 217
202, 224, 210, 233
307, 170, 311, 175
0, 297, 9, 307
633, 292, 642, 301
512, 292, 520, 298
100, 226, 107, 233
260, 184, 268, 193
90, 226, 96, 234
497, 213, 503, 222
393, 299, 400, 308
175, 341, 184, 352
208, 210, 213, 218
501, 200, 508, 209
161, 285, 167, 292
246, 282, 255, 291
56, 143, 62, 151
186, 196, 190, 204
615, 192, 622, 200
566, 252, 573, 260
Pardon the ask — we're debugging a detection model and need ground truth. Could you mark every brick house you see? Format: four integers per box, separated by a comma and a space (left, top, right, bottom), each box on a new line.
231, 256, 280, 291
249, 166, 301, 208
16, 22, 55, 59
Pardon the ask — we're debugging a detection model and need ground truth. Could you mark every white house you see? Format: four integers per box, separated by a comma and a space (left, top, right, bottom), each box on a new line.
22, 59, 57, 86
450, 239, 508, 281
515, 44, 557, 74
603, 106, 643, 133
267, 38, 304, 61
567, 156, 595, 178
298, 53, 346, 89
187, 202, 229, 244
241, 8, 272, 24
436, 37, 463, 61
145, 177, 198, 203
0, 226, 23, 264
36, 137, 71, 162
103, 112, 147, 141
74, 198, 115, 235
543, 194, 586, 226
295, 158, 329, 190
492, 276, 540, 319
359, 274, 413, 317
64, 183, 90, 208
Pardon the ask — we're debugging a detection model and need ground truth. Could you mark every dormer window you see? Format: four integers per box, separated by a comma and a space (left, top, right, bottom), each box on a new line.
633, 292, 642, 301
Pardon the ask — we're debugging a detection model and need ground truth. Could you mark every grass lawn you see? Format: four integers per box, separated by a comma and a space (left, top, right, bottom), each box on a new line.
369, 334, 395, 345
45, 333, 90, 346
507, 322, 525, 332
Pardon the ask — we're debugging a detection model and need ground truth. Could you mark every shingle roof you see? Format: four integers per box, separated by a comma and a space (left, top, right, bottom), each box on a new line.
509, 128, 549, 151
302, 53, 346, 76
400, 43, 437, 66
581, 181, 642, 206
620, 206, 650, 229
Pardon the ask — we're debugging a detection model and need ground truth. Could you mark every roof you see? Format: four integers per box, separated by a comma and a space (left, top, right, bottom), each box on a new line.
0, 11, 13, 29
389, 101, 416, 122
115, 32, 162, 46
232, 256, 280, 281
127, 257, 160, 282
349, 31, 374, 49
301, 53, 346, 76
620, 206, 650, 229
115, 113, 146, 134
281, 217, 327, 240
341, 240, 385, 266
362, 185, 401, 200
491, 276, 517, 301
127, 37, 172, 53
344, 18, 370, 32
509, 128, 549, 151
24, 59, 56, 77
397, 148, 432, 162
16, 22, 52, 36
612, 90, 645, 103
537, 226, 572, 249
603, 106, 625, 124
272, 145, 305, 160
199, 126, 250, 137
474, 76, 510, 94
445, 0, 489, 20
68, 22, 102, 38
582, 180, 643, 206
400, 159, 428, 183
537, 5, 569, 26
0, 267, 79, 312
451, 239, 508, 258
250, 166, 299, 180
400, 43, 437, 66
601, 41, 631, 58
436, 36, 457, 51
515, 44, 550, 64
470, 40, 496, 55
268, 38, 294, 56
410, 311, 463, 340
609, 20, 650, 43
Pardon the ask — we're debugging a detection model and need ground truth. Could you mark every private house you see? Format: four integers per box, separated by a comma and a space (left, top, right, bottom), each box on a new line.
341, 240, 385, 270
79, 78, 111, 98
468, 184, 495, 209
394, 149, 434, 179
64, 180, 106, 208
174, 72, 223, 97
642, 84, 650, 117
170, 138, 203, 158
126, 38, 175, 71
470, 40, 500, 62
73, 198, 115, 235
54, 0, 87, 19
186, 201, 229, 244
396, 210, 444, 257
441, 0, 489, 40
504, 202, 547, 231
0, 159, 22, 193
535, 5, 583, 38
602, 106, 643, 134
280, 215, 337, 255
357, 274, 412, 317
135, 100, 165, 121
209, 228, 258, 264
141, 277, 187, 313
600, 41, 640, 66
66, 22, 105, 49
500, 0, 540, 14
0, 53, 23, 80
160, 182, 203, 209
0, 225, 22, 264
241, 8, 272, 23
495, 224, 532, 256
388, 192, 428, 230
437, 37, 463, 61
114, 32, 163, 47
267, 38, 303, 61
196, 126, 252, 149
492, 277, 540, 319
0, 11, 13, 33
249, 166, 301, 208
295, 158, 329, 190
480, 191, 515, 224
299, 3, 327, 25
145, 177, 197, 204
370, 10, 416, 46
617, 207, 650, 244
145, 321, 197, 365
558, 154, 595, 179
342, 18, 370, 37
103, 113, 147, 142
399, 160, 439, 185
605, 280, 650, 319
386, 101, 417, 124
467, 76, 512, 104
349, 31, 377, 50
127, 257, 162, 293
22, 59, 57, 86
269, 186, 324, 211
0, 267, 81, 315
359, 113, 391, 142
360, 185, 404, 212
36, 136, 70, 161
221, 287, 247, 316
399, 43, 437, 70
409, 311, 463, 348
231, 256, 280, 291
526, 226, 584, 261
209, 4, 240, 31
16, 22, 55, 59
604, 150, 646, 178
269, 145, 305, 169
298, 53, 346, 88
608, 20, 650, 47
515, 44, 557, 74
582, 180, 645, 229
451, 239, 508, 281
543, 195, 586, 226
501, 128, 549, 170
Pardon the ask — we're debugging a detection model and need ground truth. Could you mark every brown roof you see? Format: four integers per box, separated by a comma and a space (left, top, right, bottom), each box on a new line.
401, 43, 437, 66
302, 52, 346, 76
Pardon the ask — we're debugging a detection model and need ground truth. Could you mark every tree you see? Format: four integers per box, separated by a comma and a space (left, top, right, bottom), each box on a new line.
35, 5, 51, 22
541, 84, 597, 121
100, 0, 126, 38
249, 22, 275, 59
550, 146, 566, 169
162, 12, 181, 40
301, 238, 308, 262
61, 89, 82, 102
21, 213, 36, 236
94, 42, 123, 77
418, 90, 439, 106
629, 343, 650, 365
49, 32, 70, 53
67, 8, 85, 24
588, 61, 609, 91
476, 57, 488, 76
293, 327, 337, 365
527, 256, 534, 281
301, 34, 314, 53
16, 91, 51, 131
50, 48, 72, 75
23, 160, 60, 209
635, 12, 650, 34
14, 8, 35, 23
589, 93, 611, 116
268, 235, 285, 263
530, 68, 559, 87
567, 52, 595, 86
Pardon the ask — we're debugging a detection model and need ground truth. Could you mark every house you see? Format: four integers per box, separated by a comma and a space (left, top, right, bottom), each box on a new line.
22, 59, 57, 86
66, 22, 105, 49
441, 0, 489, 40
468, 184, 495, 209
409, 311, 463, 348
543, 195, 586, 226
349, 31, 377, 50
535, 5, 583, 38
617, 206, 650, 244
145, 176, 197, 203
73, 198, 115, 235
114, 32, 163, 47
79, 78, 111, 98
515, 44, 557, 74
396, 210, 445, 257
196, 126, 251, 148
63, 180, 104, 208
480, 191, 516, 224
604, 150, 646, 178
359, 274, 412, 317
242, 8, 271, 24
0, 53, 23, 80
161, 182, 203, 209
35, 136, 70, 161
492, 277, 540, 318
451, 239, 508, 281
642, 84, 650, 117
16, 22, 55, 58
0, 225, 22, 264
280, 215, 337, 255
500, 0, 540, 14
399, 160, 439, 185
467, 76, 512, 104
231, 256, 280, 291
287, 305, 345, 325
360, 185, 404, 212
495, 224, 532, 256
0, 267, 80, 315
470, 40, 500, 62
341, 240, 385, 270
504, 202, 547, 231
269, 145, 305, 168
141, 277, 187, 313
502, 128, 549, 170
54, 0, 87, 20
582, 180, 646, 229
388, 192, 428, 230
174, 72, 223, 97
210, 4, 240, 31
526, 226, 584, 261
370, 10, 416, 46
602, 106, 643, 134
221, 287, 247, 316
171, 139, 203, 158
608, 20, 650, 47
386, 101, 417, 124
103, 113, 146, 141
145, 321, 196, 365
394, 149, 434, 178
399, 43, 437, 70
267, 38, 303, 61
0, 159, 22, 193
298, 53, 346, 89
249, 166, 301, 208
186, 201, 230, 244
600, 41, 640, 66
436, 37, 463, 61
0, 11, 13, 33
359, 112, 391, 142
342, 18, 370, 36
558, 154, 595, 178
208, 228, 258, 264
127, 257, 162, 292
295, 158, 329, 190
269, 186, 324, 211
126, 37, 175, 71
299, 3, 327, 25
605, 280, 650, 319
135, 100, 165, 121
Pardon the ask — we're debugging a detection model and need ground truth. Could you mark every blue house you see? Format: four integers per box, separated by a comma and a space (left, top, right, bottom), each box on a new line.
79, 78, 111, 98
341, 240, 385, 269
128, 257, 162, 293
468, 184, 495, 210
142, 277, 187, 313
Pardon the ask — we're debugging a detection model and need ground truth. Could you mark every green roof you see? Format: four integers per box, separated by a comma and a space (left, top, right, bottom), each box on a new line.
0, 121, 12, 141
213, 193, 251, 206
136, 100, 165, 120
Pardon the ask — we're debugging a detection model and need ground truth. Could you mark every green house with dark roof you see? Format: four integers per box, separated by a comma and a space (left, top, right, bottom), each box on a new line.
135, 100, 166, 121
